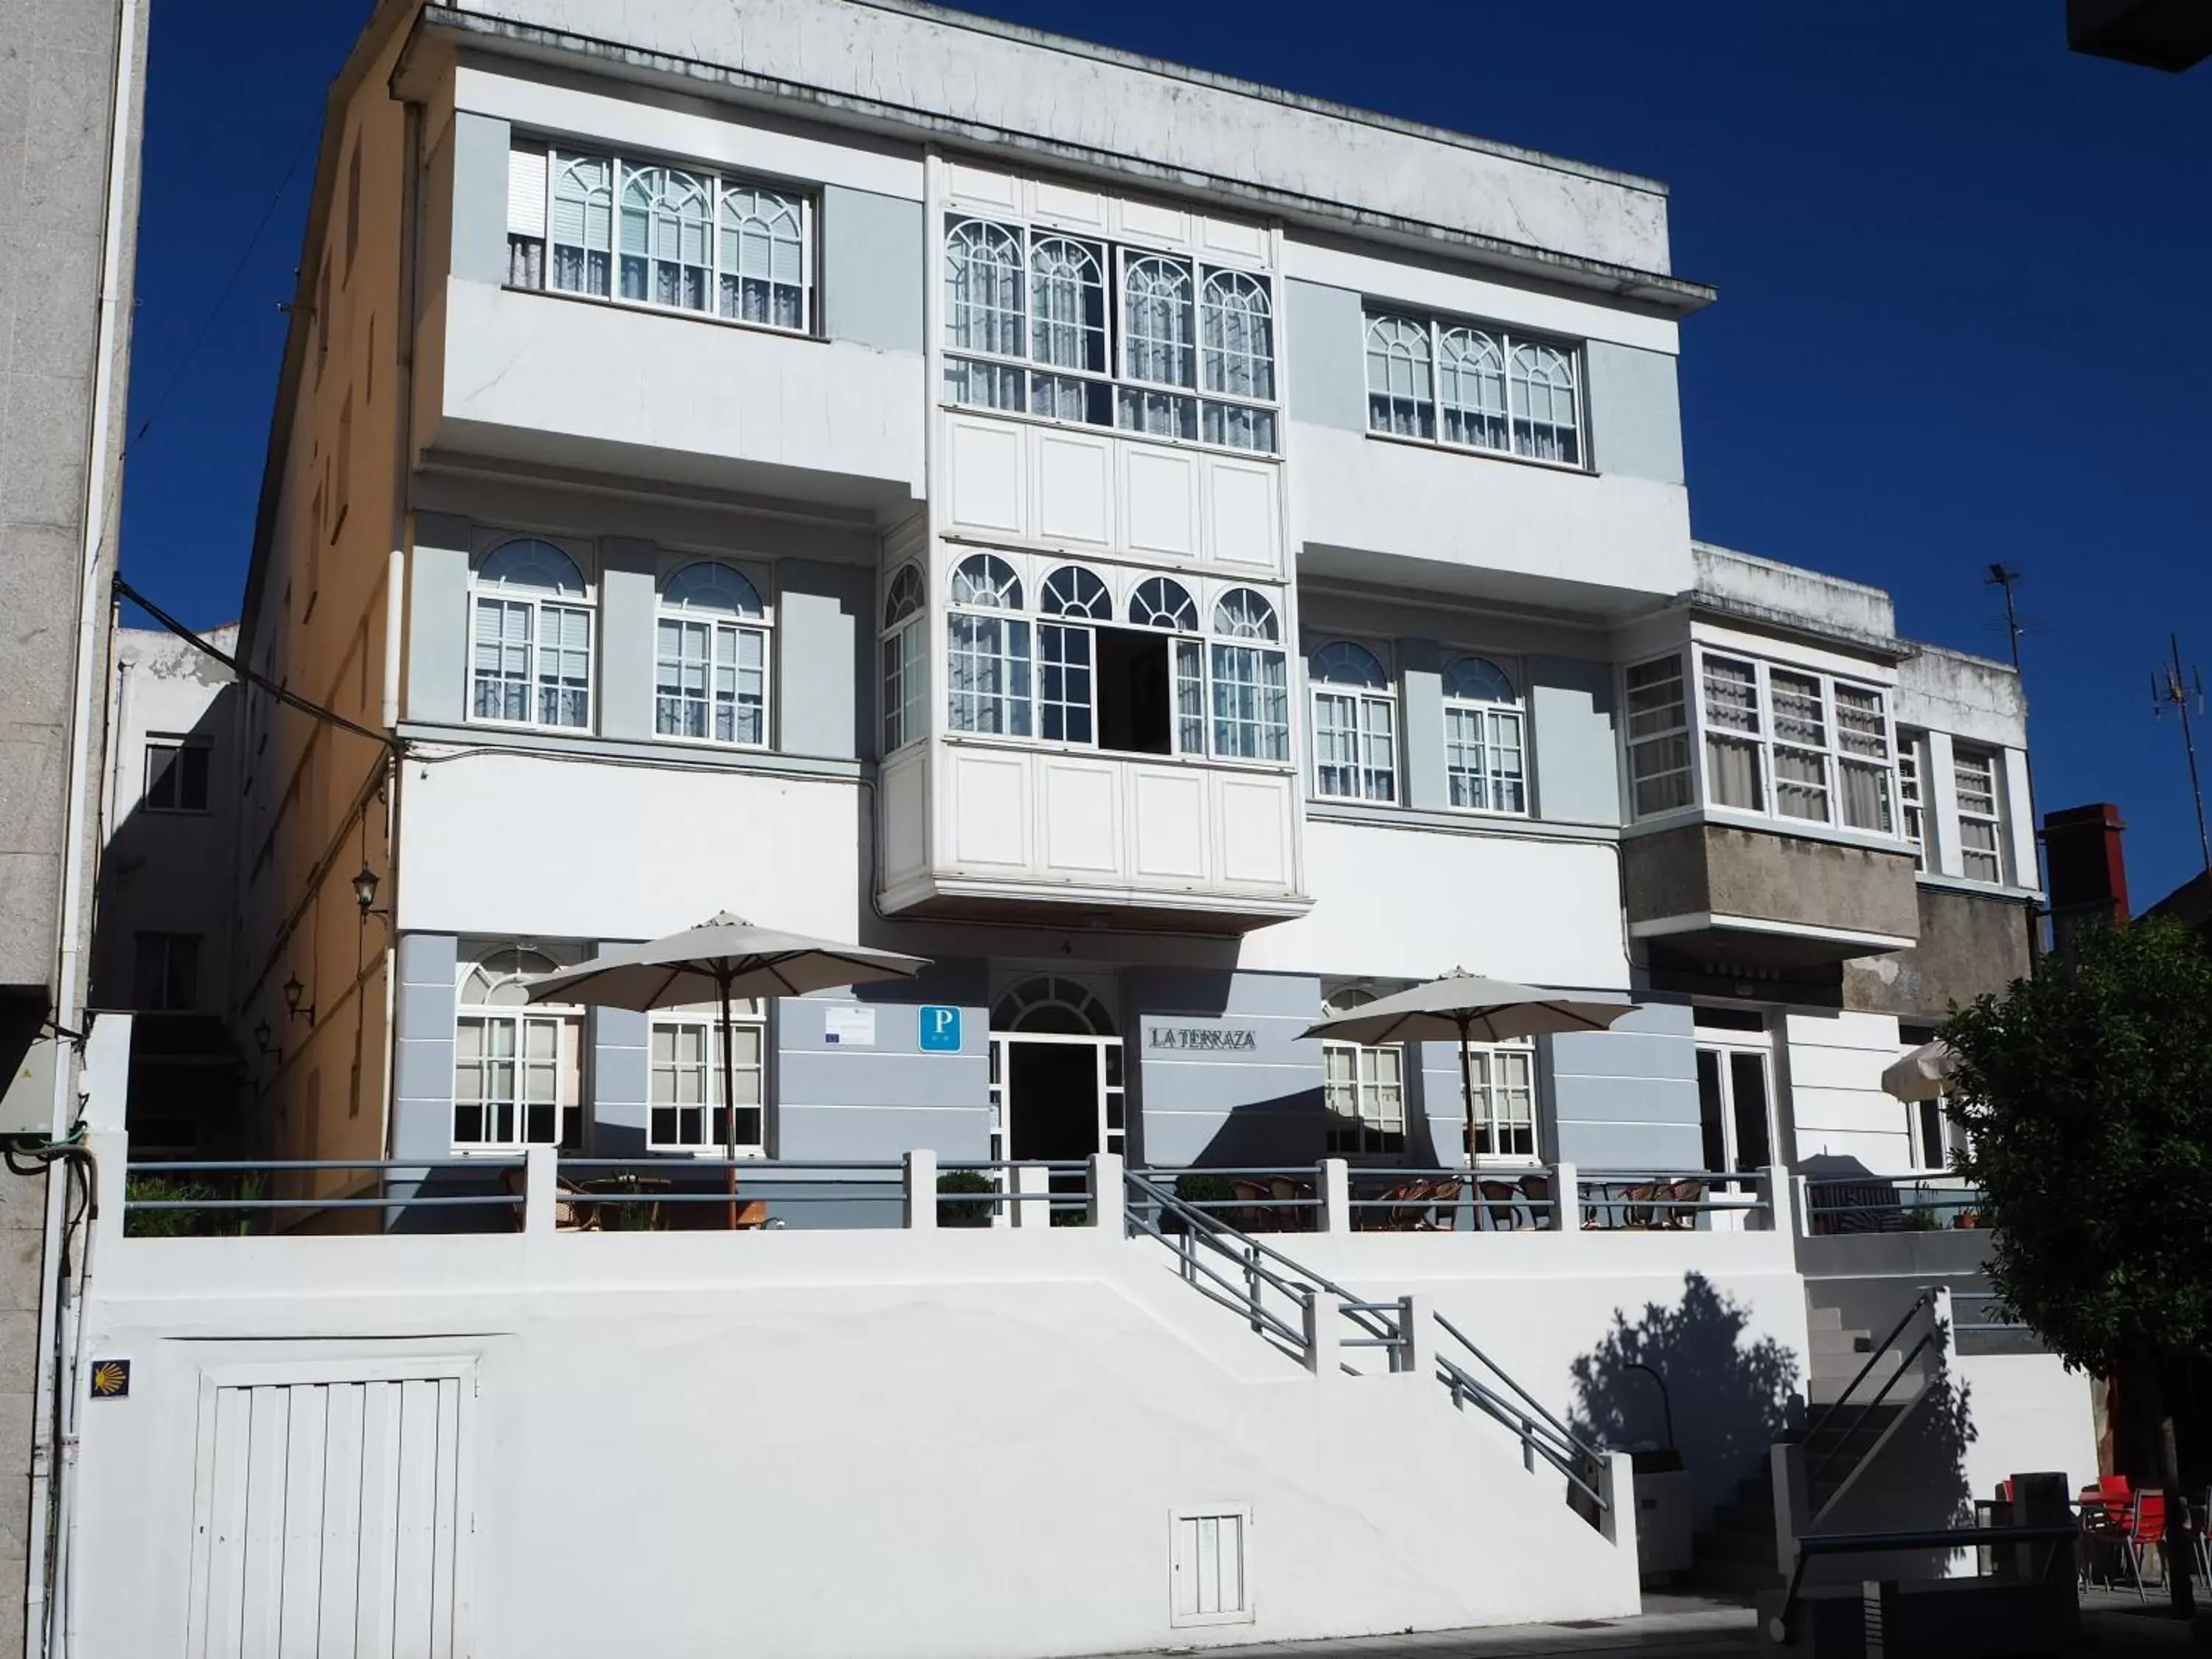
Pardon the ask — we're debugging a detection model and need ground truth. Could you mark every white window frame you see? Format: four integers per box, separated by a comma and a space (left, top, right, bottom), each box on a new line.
1898, 728, 1928, 870
1624, 648, 1903, 840
1461, 1041, 1539, 1165
648, 1007, 768, 1156
880, 563, 928, 754
1307, 640, 1397, 804
945, 553, 1032, 737
1624, 655, 1694, 817
941, 214, 1279, 455
1208, 588, 1290, 764
452, 951, 580, 1154
1440, 654, 1527, 816
653, 560, 773, 750
506, 139, 815, 338
1363, 309, 1586, 471
142, 737, 212, 813
467, 537, 597, 733
1323, 1040, 1406, 1157
1952, 745, 2008, 884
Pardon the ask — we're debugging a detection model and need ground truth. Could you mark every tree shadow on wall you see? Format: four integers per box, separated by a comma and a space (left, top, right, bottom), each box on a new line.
1806, 1344, 1978, 1585
1568, 1271, 1804, 1517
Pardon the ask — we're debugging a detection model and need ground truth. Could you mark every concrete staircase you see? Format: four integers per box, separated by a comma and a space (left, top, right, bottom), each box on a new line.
1687, 1301, 1924, 1593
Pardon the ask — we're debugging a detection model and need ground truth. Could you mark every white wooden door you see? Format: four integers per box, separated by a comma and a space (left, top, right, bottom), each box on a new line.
187, 1363, 474, 1659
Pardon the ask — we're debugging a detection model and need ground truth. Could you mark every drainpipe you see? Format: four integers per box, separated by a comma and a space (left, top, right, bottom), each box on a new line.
28, 0, 144, 1652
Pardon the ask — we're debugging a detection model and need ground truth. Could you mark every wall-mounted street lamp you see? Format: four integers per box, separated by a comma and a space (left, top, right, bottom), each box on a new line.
253, 1019, 278, 1069
353, 863, 392, 928
283, 973, 315, 1026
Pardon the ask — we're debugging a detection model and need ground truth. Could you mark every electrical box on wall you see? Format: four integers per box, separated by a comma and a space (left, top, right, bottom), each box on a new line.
0, 1037, 58, 1138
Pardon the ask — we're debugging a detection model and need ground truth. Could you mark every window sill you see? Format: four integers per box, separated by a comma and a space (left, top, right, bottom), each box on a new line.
1305, 799, 1617, 844
936, 393, 1284, 465
939, 729, 1296, 776
1913, 869, 2042, 903
1621, 804, 1914, 859
1360, 425, 1593, 479
500, 280, 826, 348
397, 720, 866, 780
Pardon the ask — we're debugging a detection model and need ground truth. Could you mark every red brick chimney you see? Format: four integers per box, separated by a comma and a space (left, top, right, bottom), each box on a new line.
2042, 804, 2129, 944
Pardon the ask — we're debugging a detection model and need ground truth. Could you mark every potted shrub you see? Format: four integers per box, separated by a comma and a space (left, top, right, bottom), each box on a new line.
937, 1168, 997, 1228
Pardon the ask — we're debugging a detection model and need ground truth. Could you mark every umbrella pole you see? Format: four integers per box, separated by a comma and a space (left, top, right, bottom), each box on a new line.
720, 971, 740, 1231
1457, 1012, 1478, 1172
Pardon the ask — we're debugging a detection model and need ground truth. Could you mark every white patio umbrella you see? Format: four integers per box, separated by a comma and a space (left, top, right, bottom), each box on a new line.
1880, 1037, 1959, 1103
1299, 970, 1637, 1163
524, 914, 928, 1214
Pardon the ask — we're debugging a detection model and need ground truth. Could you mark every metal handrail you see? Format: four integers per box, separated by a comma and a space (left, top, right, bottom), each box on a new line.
125, 1158, 524, 1172
1804, 1289, 1935, 1446
1770, 1523, 2077, 1644
1433, 1353, 1607, 1510
1807, 1328, 1935, 1485
1431, 1310, 1608, 1507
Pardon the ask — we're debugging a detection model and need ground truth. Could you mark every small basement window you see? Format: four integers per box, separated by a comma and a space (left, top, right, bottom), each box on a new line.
1170, 1506, 1253, 1627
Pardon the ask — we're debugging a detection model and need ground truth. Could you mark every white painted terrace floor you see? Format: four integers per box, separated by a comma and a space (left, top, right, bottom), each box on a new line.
1091, 1586, 2212, 1658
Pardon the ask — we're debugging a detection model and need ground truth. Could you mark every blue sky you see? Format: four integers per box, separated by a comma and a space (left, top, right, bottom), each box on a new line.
119, 1, 2212, 908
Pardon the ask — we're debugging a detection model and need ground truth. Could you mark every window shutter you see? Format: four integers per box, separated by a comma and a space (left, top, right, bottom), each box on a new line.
508, 144, 548, 238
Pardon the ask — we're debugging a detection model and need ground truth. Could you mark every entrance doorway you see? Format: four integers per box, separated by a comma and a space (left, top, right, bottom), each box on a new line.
989, 976, 1126, 1175
1694, 1007, 1775, 1226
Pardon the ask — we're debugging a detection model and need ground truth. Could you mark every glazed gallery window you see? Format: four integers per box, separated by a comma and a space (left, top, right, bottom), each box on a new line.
655, 561, 770, 747
1624, 650, 1900, 837
1308, 641, 1396, 803
943, 558, 1288, 763
1898, 731, 1928, 870
943, 216, 1279, 453
506, 142, 813, 333
1441, 655, 1526, 814
650, 1007, 766, 1155
880, 563, 929, 753
453, 950, 581, 1152
1363, 311, 1583, 467
469, 538, 594, 731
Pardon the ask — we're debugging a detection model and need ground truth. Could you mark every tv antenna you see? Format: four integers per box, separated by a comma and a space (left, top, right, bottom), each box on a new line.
1985, 563, 2026, 675
2152, 633, 2212, 883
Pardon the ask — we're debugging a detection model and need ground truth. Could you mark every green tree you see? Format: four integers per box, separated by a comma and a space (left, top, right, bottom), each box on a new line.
1944, 916, 2212, 1610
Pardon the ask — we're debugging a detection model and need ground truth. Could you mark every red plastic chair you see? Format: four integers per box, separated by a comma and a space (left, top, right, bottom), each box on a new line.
2126, 1489, 2168, 1601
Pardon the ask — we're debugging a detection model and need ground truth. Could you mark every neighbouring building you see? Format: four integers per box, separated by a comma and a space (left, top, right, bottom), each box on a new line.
0, 0, 150, 1652
88, 626, 247, 1159
80, 1, 2087, 1651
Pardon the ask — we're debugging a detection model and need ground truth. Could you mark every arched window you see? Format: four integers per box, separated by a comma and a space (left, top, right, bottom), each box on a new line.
1210, 589, 1288, 761
1040, 566, 1110, 619
945, 219, 1024, 355
880, 564, 928, 754
1127, 577, 1197, 631
650, 997, 767, 1155
470, 538, 594, 731
718, 186, 806, 329
1201, 271, 1273, 400
1509, 343, 1580, 465
1308, 641, 1396, 803
454, 948, 580, 1151
1123, 255, 1195, 388
1213, 588, 1279, 641
1365, 314, 1435, 439
1320, 986, 1405, 1157
655, 562, 770, 747
1029, 236, 1110, 422
992, 975, 1115, 1035
550, 151, 613, 296
619, 166, 712, 310
1441, 654, 1526, 815
947, 554, 1031, 736
1439, 327, 1508, 452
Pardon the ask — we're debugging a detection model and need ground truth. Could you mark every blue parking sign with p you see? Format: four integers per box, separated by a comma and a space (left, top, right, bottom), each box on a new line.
919, 1005, 961, 1052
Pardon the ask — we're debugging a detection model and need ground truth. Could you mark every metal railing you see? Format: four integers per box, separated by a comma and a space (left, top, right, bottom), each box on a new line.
1135, 1166, 1325, 1234
1951, 1289, 2025, 1335
1433, 1311, 1610, 1512
1343, 1167, 1556, 1232
1575, 1169, 1767, 1231
122, 1159, 524, 1234
1770, 1523, 2078, 1644
1124, 1171, 1402, 1367
1805, 1290, 1938, 1488
1803, 1176, 1983, 1236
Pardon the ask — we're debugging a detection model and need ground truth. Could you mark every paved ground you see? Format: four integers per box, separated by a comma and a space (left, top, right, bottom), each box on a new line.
1097, 1587, 2212, 1658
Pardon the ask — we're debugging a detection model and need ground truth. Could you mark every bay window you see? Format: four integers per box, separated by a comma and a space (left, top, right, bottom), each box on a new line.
650, 1007, 766, 1155
1308, 641, 1396, 803
507, 141, 812, 333
655, 561, 769, 747
1627, 648, 1902, 838
1365, 309, 1583, 467
1209, 589, 1290, 762
944, 215, 1277, 452
453, 950, 580, 1152
470, 538, 594, 731
880, 564, 928, 754
1441, 654, 1526, 814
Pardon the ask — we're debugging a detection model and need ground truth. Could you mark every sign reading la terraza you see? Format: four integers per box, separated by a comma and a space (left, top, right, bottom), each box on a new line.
1149, 1026, 1258, 1052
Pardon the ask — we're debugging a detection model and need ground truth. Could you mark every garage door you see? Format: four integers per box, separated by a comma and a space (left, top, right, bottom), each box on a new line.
186, 1364, 474, 1658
